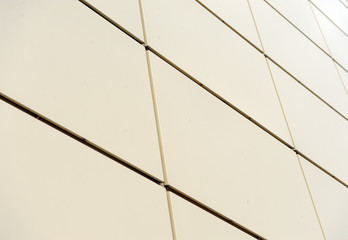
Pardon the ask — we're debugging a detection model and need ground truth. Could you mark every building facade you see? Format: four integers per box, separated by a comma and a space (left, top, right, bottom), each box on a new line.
1, 0, 348, 239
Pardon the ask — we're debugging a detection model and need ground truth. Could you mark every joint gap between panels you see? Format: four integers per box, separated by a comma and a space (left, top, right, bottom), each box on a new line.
137, 1, 177, 240
307, 1, 333, 58
0, 92, 164, 186
247, 0, 298, 148
296, 151, 348, 188
137, 0, 169, 189
295, 155, 327, 240
266, 56, 348, 121
308, 0, 348, 38
245, 0, 265, 52
195, 0, 264, 54
166, 185, 267, 240
78, 0, 144, 45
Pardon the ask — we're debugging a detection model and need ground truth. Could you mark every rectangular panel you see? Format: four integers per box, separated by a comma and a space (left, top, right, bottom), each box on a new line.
312, 5, 348, 70
0, 102, 172, 240
143, 0, 292, 143
301, 157, 348, 240
150, 53, 324, 240
250, 0, 348, 117
198, 0, 262, 49
265, 0, 328, 51
269, 60, 348, 184
0, 0, 163, 179
170, 193, 253, 240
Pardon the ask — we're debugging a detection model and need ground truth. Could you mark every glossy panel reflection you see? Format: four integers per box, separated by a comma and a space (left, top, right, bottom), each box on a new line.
0, 102, 172, 240
0, 0, 163, 179
312, 5, 348, 70
309, 0, 348, 33
250, 0, 348, 117
150, 53, 323, 240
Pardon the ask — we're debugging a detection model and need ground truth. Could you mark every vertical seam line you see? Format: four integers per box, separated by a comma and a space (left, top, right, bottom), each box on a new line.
247, 2, 327, 239
137, 1, 177, 239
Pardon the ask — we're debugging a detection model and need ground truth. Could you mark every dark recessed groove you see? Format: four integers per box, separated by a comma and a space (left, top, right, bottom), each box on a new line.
266, 56, 348, 121
79, 0, 144, 45
166, 185, 267, 240
0, 91, 268, 239
0, 92, 163, 186
296, 150, 348, 188
148, 46, 294, 151
195, 0, 264, 55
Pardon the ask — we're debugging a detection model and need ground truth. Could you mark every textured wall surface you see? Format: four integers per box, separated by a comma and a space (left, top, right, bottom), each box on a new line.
1, 0, 347, 239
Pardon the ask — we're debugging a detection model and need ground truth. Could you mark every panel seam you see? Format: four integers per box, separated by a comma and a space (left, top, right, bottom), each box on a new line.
137, 1, 177, 239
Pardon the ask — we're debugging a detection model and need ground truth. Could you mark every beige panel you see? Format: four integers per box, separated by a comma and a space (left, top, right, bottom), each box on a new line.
312, 5, 348, 70
300, 157, 348, 240
269, 60, 348, 184
0, 102, 172, 240
0, 0, 163, 179
80, 0, 143, 39
198, 0, 262, 49
142, 0, 292, 144
265, 0, 328, 51
250, 0, 348, 117
150, 53, 323, 240
310, 0, 348, 33
170, 193, 253, 240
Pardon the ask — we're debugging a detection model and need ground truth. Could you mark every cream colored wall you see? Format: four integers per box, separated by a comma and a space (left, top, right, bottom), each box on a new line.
0, 0, 347, 239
